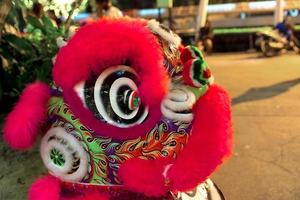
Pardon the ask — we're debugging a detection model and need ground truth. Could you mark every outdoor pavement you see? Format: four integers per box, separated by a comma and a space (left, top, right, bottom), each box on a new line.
206, 52, 300, 200
0, 52, 299, 199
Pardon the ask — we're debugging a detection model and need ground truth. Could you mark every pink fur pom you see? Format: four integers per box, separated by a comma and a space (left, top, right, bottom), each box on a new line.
167, 84, 233, 191
29, 175, 61, 200
118, 158, 170, 197
3, 82, 51, 150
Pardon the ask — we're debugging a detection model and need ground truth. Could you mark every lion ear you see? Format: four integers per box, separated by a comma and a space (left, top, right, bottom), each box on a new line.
3, 82, 51, 150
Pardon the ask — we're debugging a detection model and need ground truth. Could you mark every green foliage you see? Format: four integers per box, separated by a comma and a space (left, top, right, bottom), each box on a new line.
0, 13, 65, 112
0, 0, 87, 113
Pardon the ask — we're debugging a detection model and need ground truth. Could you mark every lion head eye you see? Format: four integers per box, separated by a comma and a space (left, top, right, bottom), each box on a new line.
74, 65, 148, 128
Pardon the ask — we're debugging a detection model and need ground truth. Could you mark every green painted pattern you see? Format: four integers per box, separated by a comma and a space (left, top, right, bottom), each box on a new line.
50, 148, 65, 167
187, 46, 212, 87
48, 97, 118, 184
191, 45, 204, 59
133, 96, 139, 108
193, 59, 202, 83
187, 84, 208, 99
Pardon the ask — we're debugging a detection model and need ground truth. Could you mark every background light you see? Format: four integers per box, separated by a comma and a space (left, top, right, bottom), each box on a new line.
248, 1, 276, 10
138, 8, 166, 17
207, 3, 236, 13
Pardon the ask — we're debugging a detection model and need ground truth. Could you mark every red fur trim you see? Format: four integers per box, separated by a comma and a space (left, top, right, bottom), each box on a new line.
182, 59, 201, 88
118, 158, 170, 197
3, 82, 51, 150
53, 18, 169, 140
180, 47, 194, 64
77, 193, 109, 200
167, 84, 233, 191
62, 192, 110, 200
29, 175, 61, 200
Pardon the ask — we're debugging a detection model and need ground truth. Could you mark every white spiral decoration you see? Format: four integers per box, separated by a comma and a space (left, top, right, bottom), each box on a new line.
40, 127, 88, 182
109, 78, 139, 120
74, 65, 148, 128
161, 85, 196, 123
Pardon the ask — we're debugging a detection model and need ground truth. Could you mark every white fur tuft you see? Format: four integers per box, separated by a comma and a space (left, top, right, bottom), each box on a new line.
148, 19, 181, 47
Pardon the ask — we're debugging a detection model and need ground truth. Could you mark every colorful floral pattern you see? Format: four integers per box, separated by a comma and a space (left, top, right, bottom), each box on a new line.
47, 96, 190, 185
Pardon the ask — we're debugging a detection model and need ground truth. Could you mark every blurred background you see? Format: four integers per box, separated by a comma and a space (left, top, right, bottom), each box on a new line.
0, 0, 299, 199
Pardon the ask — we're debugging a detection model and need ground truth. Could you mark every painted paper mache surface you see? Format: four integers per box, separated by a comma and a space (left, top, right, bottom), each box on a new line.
3, 18, 233, 200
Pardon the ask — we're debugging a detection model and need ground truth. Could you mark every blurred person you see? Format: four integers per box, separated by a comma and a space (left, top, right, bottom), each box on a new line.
79, 0, 122, 26
77, 4, 94, 26
95, 0, 123, 19
275, 16, 300, 48
197, 20, 214, 54
47, 10, 62, 27
32, 2, 44, 19
276, 17, 291, 38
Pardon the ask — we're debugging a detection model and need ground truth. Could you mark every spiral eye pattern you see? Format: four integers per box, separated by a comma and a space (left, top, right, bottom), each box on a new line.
161, 85, 196, 123
75, 65, 148, 128
40, 127, 88, 182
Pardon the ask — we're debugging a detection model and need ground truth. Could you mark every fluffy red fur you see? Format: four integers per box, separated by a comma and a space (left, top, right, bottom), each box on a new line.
29, 175, 61, 200
3, 82, 51, 150
53, 18, 169, 140
167, 84, 233, 191
118, 158, 171, 197
118, 84, 233, 196
182, 59, 198, 87
180, 46, 195, 64
29, 175, 110, 200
